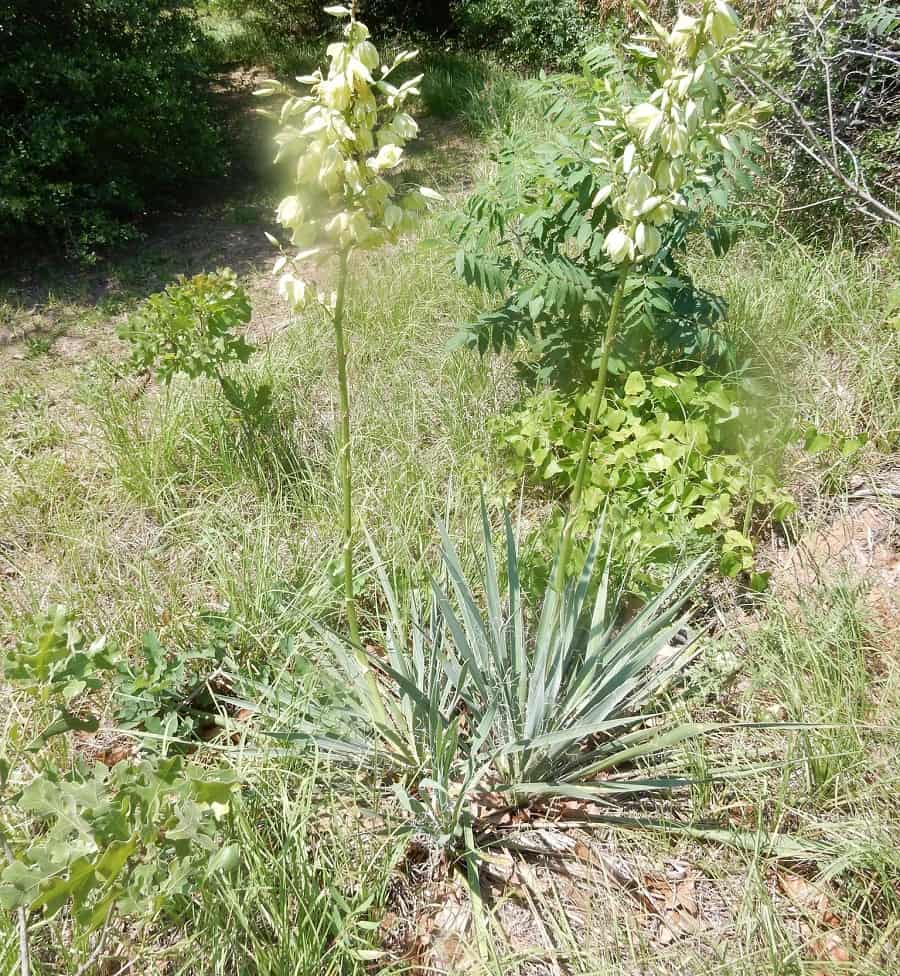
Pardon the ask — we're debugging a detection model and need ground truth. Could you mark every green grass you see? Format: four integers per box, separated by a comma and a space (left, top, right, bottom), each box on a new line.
692, 237, 900, 453
183, 759, 400, 976
753, 587, 877, 799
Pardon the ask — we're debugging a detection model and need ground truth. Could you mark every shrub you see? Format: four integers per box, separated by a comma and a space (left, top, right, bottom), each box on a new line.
453, 22, 761, 389
742, 0, 900, 237
0, 1, 223, 259
119, 269, 270, 425
456, 0, 599, 70
492, 368, 795, 589
0, 609, 240, 958
213, 0, 590, 70
212, 0, 454, 39
455, 0, 767, 585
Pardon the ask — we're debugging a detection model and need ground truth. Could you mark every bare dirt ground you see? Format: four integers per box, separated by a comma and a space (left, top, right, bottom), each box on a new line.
0, 69, 483, 374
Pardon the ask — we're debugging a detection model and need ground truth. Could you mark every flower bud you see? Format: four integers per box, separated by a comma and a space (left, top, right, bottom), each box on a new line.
591, 183, 613, 207
604, 226, 634, 264
355, 41, 379, 70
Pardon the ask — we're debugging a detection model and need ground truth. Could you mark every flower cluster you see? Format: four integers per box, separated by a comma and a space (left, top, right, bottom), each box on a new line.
255, 4, 438, 309
594, 0, 761, 265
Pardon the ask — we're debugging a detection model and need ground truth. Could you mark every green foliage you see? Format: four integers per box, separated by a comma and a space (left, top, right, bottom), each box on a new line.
2, 606, 118, 710
751, 587, 875, 797
758, 0, 900, 238
211, 0, 453, 42
0, 0, 223, 259
453, 45, 758, 387
119, 269, 272, 426
113, 621, 235, 737
493, 368, 795, 586
0, 608, 241, 937
120, 269, 254, 385
456, 0, 598, 71
189, 764, 390, 974
211, 0, 329, 40
240, 508, 714, 853
1, 758, 240, 924
802, 425, 868, 460
419, 53, 526, 135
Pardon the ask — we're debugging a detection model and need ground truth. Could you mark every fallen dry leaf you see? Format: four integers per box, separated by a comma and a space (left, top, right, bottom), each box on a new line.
658, 906, 706, 944
811, 930, 851, 972
777, 871, 841, 927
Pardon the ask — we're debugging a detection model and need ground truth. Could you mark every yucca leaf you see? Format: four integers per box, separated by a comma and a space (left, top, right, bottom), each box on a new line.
504, 511, 528, 717
262, 506, 716, 852
437, 520, 494, 677
572, 722, 717, 779
495, 777, 695, 801
429, 576, 490, 704
479, 497, 506, 657
498, 713, 646, 756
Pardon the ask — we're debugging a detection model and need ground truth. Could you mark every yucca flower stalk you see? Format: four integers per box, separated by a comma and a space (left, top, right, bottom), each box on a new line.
555, 0, 765, 589
256, 3, 439, 710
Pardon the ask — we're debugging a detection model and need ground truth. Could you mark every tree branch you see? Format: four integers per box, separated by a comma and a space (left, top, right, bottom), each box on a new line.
739, 68, 900, 227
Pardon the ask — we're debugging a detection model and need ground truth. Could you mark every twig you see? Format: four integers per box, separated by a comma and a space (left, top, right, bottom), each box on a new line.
1, 834, 30, 976
738, 68, 900, 227
845, 49, 900, 69
72, 911, 112, 976
779, 195, 843, 213
808, 9, 840, 173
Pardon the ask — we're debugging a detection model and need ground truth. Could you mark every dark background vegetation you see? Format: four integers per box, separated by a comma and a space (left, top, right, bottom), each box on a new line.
0, 0, 897, 260
0, 1, 223, 259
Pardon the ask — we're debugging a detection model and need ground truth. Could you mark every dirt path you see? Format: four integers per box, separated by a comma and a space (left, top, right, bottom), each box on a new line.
0, 69, 481, 371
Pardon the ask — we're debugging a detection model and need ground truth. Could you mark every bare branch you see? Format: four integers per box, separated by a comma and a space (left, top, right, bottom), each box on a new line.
739, 68, 900, 227
1, 834, 30, 976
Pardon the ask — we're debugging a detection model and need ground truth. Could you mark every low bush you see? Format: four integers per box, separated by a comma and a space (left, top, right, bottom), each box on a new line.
456, 0, 599, 70
0, 609, 241, 951
116, 269, 316, 499
743, 0, 900, 238
119, 269, 272, 430
235, 508, 713, 855
452, 27, 761, 390
0, 1, 224, 259
493, 368, 794, 589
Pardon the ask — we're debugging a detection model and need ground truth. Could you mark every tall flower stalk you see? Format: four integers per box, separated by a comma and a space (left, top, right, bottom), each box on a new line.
555, 0, 763, 590
554, 261, 630, 593
331, 248, 358, 647
257, 3, 438, 714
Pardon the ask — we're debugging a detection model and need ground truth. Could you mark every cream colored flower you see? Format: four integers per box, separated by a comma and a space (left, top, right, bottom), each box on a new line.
604, 226, 634, 264
367, 143, 403, 173
277, 272, 308, 308
635, 222, 661, 257
670, 13, 699, 53
319, 75, 351, 111
627, 103, 664, 145
276, 195, 303, 226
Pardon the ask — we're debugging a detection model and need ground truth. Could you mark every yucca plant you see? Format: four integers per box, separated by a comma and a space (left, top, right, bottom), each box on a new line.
230, 506, 712, 853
